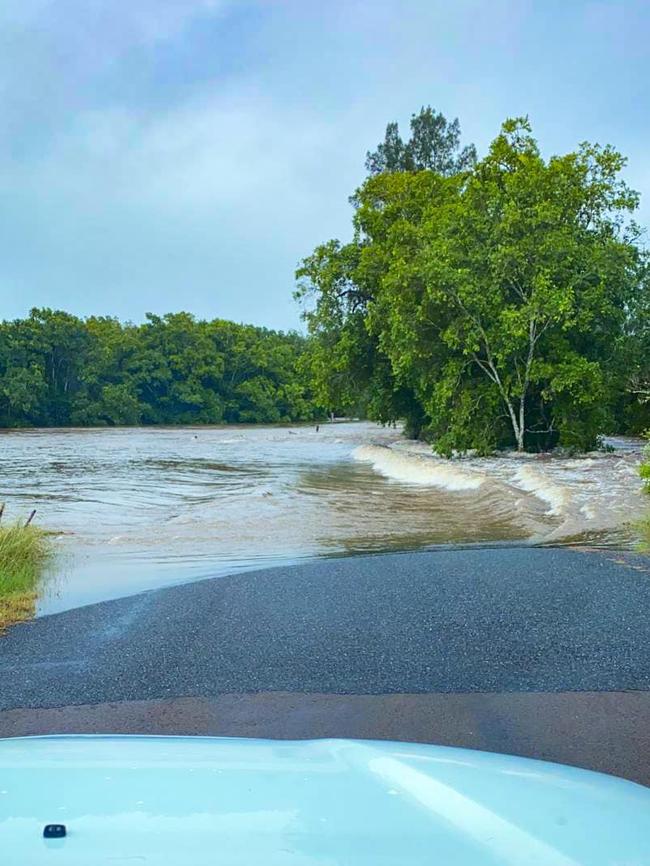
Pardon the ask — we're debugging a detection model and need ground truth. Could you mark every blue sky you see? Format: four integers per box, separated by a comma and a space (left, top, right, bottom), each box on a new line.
1, 0, 648, 330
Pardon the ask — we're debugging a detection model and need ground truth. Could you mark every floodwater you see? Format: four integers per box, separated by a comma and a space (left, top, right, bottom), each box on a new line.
0, 422, 645, 614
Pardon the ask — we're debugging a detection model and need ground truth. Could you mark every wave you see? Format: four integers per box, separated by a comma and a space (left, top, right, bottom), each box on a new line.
352, 445, 484, 491
510, 466, 568, 516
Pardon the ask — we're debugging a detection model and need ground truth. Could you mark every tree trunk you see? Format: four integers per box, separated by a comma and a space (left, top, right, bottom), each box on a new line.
515, 425, 525, 451
472, 353, 526, 451
517, 394, 526, 451
504, 397, 524, 451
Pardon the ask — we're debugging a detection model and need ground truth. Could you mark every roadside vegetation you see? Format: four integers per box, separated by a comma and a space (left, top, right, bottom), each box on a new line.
297, 107, 650, 453
0, 513, 53, 630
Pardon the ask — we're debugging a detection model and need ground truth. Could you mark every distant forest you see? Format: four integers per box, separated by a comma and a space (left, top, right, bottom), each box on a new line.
0, 308, 323, 427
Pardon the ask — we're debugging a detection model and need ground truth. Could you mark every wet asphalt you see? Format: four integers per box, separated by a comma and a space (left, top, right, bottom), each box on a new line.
1, 547, 649, 710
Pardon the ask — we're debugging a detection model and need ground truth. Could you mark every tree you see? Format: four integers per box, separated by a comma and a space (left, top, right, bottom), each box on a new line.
0, 308, 91, 426
299, 117, 643, 453
0, 365, 47, 426
70, 316, 142, 425
128, 313, 226, 424
0, 310, 324, 428
625, 256, 650, 428
420, 119, 640, 451
296, 174, 447, 437
365, 106, 476, 176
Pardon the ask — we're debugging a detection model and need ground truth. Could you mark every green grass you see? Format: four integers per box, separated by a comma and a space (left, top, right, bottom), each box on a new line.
0, 522, 53, 630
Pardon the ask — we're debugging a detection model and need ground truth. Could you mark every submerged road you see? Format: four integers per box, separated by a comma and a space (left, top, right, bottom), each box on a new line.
1, 547, 650, 783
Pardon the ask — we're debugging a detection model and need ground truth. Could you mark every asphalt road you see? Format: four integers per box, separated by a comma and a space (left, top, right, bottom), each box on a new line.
1, 547, 650, 782
2, 546, 650, 705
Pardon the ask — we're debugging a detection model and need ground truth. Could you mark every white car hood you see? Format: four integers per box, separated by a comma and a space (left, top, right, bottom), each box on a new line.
0, 735, 648, 865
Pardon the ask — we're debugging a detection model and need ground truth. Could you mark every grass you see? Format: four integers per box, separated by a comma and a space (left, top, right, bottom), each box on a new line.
0, 521, 53, 631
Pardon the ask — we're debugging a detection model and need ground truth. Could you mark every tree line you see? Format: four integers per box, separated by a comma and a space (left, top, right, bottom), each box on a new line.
297, 108, 650, 452
0, 309, 323, 427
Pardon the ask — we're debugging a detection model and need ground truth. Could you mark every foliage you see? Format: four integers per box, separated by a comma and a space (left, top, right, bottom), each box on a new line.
365, 106, 476, 176
0, 310, 324, 428
641, 435, 650, 495
298, 115, 645, 453
0, 520, 53, 630
623, 260, 650, 433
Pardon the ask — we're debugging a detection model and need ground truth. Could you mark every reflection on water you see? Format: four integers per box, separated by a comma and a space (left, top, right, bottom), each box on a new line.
0, 423, 645, 614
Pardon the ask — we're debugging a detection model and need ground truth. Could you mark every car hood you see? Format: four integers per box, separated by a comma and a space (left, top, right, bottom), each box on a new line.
0, 735, 648, 865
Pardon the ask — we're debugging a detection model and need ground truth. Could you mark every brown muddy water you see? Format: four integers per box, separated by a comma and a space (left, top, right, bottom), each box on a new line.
0, 422, 645, 614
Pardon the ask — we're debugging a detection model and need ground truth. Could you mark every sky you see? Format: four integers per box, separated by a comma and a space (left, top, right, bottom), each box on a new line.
0, 0, 649, 331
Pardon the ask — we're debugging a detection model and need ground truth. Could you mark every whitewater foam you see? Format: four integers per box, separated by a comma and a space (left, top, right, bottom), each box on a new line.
353, 445, 484, 491
511, 467, 569, 516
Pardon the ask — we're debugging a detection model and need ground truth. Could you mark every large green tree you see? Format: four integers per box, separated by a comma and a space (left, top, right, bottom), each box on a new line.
298, 117, 644, 452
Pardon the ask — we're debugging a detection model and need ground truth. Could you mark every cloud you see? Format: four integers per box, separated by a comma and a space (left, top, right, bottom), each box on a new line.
0, 78, 354, 328
0, 0, 229, 149
0, 0, 648, 329
0, 0, 225, 45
